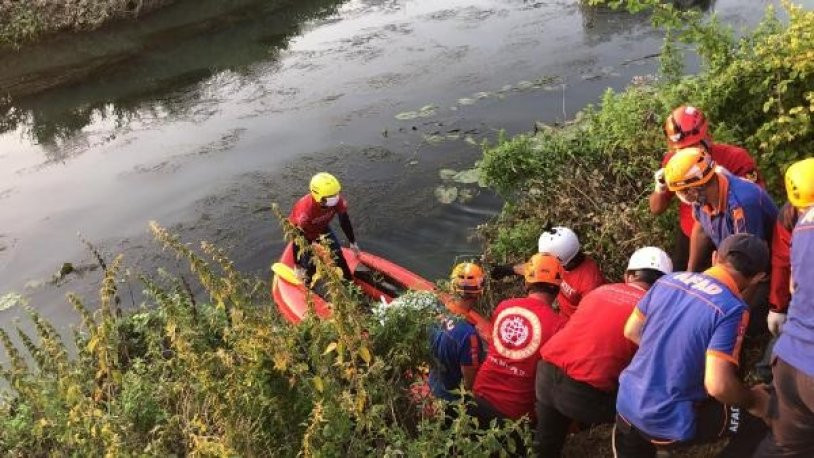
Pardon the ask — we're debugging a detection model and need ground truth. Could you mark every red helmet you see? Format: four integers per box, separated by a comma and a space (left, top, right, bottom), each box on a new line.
663, 106, 709, 150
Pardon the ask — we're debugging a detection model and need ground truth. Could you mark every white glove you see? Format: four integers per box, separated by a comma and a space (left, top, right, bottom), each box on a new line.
350, 242, 360, 255
654, 168, 668, 193
767, 311, 787, 336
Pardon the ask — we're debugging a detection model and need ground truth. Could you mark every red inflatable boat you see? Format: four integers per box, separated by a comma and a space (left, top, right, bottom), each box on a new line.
271, 243, 492, 342
272, 242, 436, 323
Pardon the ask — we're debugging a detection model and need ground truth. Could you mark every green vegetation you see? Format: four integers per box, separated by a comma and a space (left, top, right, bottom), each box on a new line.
0, 219, 525, 456
0, 0, 173, 49
480, 0, 814, 279
1, 1, 812, 456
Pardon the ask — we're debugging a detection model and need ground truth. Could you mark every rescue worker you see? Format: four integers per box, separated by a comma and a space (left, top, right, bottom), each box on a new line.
767, 202, 799, 336
663, 147, 778, 335
471, 253, 566, 426
649, 105, 763, 270
535, 247, 673, 457
288, 172, 358, 284
755, 158, 814, 457
490, 227, 605, 318
429, 263, 486, 402
754, 201, 800, 382
614, 233, 771, 458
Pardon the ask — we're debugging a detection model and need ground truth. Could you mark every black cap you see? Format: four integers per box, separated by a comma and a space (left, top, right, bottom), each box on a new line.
717, 233, 770, 277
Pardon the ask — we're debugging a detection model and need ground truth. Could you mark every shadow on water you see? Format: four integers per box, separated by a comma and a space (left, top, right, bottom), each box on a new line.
0, 0, 345, 160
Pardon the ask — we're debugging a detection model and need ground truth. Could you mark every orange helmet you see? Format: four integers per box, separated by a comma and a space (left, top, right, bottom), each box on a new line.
664, 106, 709, 150
524, 254, 562, 286
664, 147, 717, 192
451, 262, 485, 295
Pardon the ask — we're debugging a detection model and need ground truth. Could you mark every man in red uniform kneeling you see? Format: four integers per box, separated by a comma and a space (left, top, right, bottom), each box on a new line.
490, 226, 605, 319
471, 253, 566, 431
534, 247, 673, 457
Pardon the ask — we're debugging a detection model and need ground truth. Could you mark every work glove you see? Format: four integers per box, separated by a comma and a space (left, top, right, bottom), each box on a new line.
350, 242, 361, 255
654, 168, 668, 193
767, 311, 787, 336
490, 264, 516, 280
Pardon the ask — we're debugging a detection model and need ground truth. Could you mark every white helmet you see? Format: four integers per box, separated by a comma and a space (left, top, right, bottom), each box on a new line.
538, 227, 580, 265
626, 247, 673, 275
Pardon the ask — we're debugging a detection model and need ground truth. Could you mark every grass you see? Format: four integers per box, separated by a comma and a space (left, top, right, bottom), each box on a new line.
0, 0, 174, 49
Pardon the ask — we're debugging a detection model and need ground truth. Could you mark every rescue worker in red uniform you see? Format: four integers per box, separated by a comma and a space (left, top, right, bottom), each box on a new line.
534, 247, 673, 457
767, 202, 799, 336
288, 172, 358, 284
472, 253, 566, 430
490, 226, 605, 319
649, 106, 763, 271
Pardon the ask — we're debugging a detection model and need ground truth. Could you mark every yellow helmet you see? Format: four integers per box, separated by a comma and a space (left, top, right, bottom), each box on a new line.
451, 262, 485, 295
310, 172, 341, 202
785, 158, 814, 210
524, 253, 562, 286
664, 147, 716, 192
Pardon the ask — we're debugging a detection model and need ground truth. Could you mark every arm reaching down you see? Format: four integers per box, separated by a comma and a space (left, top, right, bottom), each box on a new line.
338, 212, 356, 245
687, 221, 712, 272
704, 355, 769, 418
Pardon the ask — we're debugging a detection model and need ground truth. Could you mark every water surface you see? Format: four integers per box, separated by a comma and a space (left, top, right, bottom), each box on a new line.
0, 0, 791, 323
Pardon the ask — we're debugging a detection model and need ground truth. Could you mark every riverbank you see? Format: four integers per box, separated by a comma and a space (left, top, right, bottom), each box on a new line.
0, 1, 810, 456
0, 0, 174, 50
478, 1, 812, 454
479, 0, 812, 277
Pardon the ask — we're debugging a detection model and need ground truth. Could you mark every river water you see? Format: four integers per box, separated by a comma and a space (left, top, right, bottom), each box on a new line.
0, 0, 791, 325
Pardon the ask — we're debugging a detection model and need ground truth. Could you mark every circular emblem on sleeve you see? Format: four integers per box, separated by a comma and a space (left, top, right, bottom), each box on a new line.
492, 306, 542, 360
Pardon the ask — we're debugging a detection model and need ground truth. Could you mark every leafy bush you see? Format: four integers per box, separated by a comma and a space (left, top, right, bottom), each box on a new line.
480, 0, 814, 279
0, 221, 525, 456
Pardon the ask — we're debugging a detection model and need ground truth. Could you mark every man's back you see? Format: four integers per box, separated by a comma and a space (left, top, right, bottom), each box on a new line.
474, 296, 565, 419
557, 256, 605, 318
542, 282, 645, 392
616, 269, 749, 441
429, 314, 483, 400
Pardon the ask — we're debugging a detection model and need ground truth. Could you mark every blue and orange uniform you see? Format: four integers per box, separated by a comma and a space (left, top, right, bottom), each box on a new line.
429, 313, 485, 401
663, 143, 763, 238
692, 169, 778, 248
616, 268, 749, 442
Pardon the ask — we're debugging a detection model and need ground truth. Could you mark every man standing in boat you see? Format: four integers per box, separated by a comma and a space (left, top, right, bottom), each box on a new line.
288, 172, 358, 284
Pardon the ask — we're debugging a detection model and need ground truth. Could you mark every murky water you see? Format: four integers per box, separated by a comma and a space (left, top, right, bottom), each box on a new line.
0, 0, 792, 324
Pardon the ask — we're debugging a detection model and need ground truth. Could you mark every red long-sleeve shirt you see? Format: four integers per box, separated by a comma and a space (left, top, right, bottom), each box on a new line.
769, 203, 799, 313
